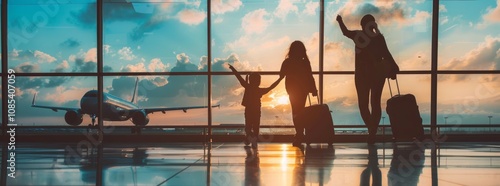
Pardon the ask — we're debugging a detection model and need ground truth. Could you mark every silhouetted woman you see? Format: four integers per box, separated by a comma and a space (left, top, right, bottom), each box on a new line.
279, 40, 318, 147
336, 14, 399, 144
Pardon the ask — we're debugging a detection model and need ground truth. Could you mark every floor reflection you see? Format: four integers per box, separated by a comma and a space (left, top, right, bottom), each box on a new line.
244, 146, 261, 186
360, 145, 382, 186
388, 144, 425, 186
3, 142, 500, 185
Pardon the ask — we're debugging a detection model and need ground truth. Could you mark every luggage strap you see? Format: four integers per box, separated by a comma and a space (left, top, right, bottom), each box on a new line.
387, 78, 401, 97
307, 94, 320, 106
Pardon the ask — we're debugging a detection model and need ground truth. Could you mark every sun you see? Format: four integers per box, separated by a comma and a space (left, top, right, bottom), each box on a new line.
276, 95, 289, 105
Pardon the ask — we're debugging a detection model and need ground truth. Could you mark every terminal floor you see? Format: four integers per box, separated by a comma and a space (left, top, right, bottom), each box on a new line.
3, 141, 500, 186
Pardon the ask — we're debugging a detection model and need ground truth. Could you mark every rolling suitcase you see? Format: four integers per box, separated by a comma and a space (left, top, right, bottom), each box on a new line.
386, 79, 424, 141
298, 95, 335, 146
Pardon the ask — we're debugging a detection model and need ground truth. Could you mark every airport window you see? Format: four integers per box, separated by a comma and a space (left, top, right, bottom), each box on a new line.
15, 76, 97, 127
1, 1, 499, 136
211, 0, 321, 72
324, 0, 433, 71
103, 75, 209, 126
103, 0, 208, 73
437, 74, 499, 125
438, 0, 500, 71
7, 0, 98, 73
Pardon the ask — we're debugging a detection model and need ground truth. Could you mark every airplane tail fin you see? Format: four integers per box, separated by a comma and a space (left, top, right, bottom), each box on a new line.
131, 77, 139, 104
32, 93, 37, 106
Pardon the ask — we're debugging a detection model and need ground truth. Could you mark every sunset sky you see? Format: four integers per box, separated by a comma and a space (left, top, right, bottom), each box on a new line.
5, 0, 500, 126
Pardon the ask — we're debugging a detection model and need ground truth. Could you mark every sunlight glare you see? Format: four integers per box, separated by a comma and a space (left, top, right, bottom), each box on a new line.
277, 96, 289, 105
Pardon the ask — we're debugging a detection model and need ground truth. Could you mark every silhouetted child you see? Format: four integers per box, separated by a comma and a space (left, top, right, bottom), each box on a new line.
229, 64, 283, 148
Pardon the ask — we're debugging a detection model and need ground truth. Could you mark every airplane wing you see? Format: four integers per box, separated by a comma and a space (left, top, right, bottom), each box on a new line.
31, 93, 80, 112
143, 104, 220, 114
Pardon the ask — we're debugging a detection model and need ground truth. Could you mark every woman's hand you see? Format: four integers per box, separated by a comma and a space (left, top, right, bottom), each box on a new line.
336, 15, 342, 22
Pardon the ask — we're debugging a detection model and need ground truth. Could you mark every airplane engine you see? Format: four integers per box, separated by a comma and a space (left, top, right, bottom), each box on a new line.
65, 110, 83, 126
131, 111, 149, 126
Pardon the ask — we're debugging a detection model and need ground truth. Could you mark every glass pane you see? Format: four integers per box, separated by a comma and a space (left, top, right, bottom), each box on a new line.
8, 0, 97, 73
324, 74, 431, 126
103, 75, 209, 126
324, 0, 433, 71
103, 0, 208, 72
438, 0, 500, 70
15, 76, 97, 126
211, 0, 320, 71
438, 74, 499, 125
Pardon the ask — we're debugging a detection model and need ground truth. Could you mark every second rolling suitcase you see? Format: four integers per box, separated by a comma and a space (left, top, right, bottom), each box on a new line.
297, 95, 335, 146
386, 79, 424, 141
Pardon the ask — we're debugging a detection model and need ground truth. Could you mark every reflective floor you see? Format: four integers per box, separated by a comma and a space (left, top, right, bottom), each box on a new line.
3, 141, 500, 186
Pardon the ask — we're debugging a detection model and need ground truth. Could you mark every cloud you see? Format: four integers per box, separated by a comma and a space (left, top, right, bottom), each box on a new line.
9, 49, 35, 61
118, 47, 137, 61
60, 38, 81, 48
54, 60, 70, 72
13, 62, 40, 73
34, 50, 57, 63
323, 41, 354, 71
178, 9, 207, 25
303, 2, 319, 16
15, 76, 71, 94
440, 16, 449, 25
484, 0, 500, 23
148, 58, 168, 72
121, 62, 147, 72
440, 36, 500, 81
212, 0, 242, 14
44, 86, 87, 104
72, 1, 207, 41
274, 0, 299, 20
242, 9, 272, 35
171, 53, 199, 72
477, 0, 500, 28
73, 58, 97, 72
107, 76, 138, 101
439, 4, 447, 12
337, 2, 430, 28
84, 48, 97, 63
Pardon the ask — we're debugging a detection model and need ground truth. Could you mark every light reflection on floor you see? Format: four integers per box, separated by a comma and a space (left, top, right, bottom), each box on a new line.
4, 142, 500, 185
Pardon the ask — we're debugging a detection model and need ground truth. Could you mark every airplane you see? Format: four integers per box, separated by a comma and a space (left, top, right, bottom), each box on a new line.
32, 77, 219, 133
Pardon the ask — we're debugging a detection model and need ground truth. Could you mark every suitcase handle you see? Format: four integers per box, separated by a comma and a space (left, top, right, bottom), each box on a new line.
387, 78, 401, 97
307, 94, 320, 106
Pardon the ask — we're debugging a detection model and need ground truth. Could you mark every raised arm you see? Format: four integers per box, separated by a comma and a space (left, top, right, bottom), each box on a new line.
228, 64, 248, 87
336, 15, 355, 39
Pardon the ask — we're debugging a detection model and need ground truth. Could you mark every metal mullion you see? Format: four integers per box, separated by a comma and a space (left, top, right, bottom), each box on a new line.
431, 1, 440, 185
207, 0, 212, 143
96, 0, 103, 186
1, 0, 8, 185
431, 0, 439, 138
319, 0, 324, 104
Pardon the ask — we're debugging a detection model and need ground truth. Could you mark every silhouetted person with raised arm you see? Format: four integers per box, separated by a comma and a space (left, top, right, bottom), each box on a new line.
360, 145, 382, 186
229, 64, 282, 148
279, 40, 318, 147
336, 14, 399, 144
